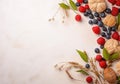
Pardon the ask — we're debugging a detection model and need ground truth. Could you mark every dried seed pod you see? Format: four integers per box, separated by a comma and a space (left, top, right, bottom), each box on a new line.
103, 14, 116, 27
104, 39, 119, 54
104, 67, 117, 83
88, 0, 107, 13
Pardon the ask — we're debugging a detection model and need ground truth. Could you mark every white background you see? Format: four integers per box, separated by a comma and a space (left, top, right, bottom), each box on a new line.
0, 0, 100, 84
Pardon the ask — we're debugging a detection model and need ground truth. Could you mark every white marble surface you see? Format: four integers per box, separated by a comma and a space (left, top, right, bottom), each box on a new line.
0, 0, 100, 84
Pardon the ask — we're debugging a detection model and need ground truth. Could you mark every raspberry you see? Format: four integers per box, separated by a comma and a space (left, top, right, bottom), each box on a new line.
79, 6, 86, 13
118, 36, 120, 41
112, 32, 119, 40
75, 14, 82, 21
99, 60, 107, 68
96, 55, 103, 62
77, 0, 83, 3
108, 0, 116, 5
92, 26, 100, 34
111, 7, 119, 16
86, 76, 93, 83
116, 0, 120, 6
85, 4, 89, 9
97, 37, 105, 45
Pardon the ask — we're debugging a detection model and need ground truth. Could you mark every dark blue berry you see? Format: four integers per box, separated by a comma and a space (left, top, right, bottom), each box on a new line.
101, 32, 106, 37
85, 64, 90, 68
100, 12, 106, 18
106, 35, 111, 39
100, 45, 104, 49
93, 19, 98, 24
111, 26, 117, 31
83, 0, 88, 4
105, 8, 111, 14
94, 48, 100, 53
76, 2, 81, 7
107, 30, 111, 36
86, 9, 92, 14
84, 12, 89, 16
88, 20, 93, 25
98, 21, 103, 27
94, 12, 99, 17
102, 26, 107, 31
89, 14, 94, 19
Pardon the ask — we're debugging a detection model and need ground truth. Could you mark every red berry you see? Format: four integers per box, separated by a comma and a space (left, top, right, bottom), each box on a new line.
92, 26, 100, 34
108, 0, 116, 5
86, 76, 93, 83
99, 60, 107, 68
97, 37, 105, 45
118, 36, 120, 41
77, 0, 83, 3
112, 32, 119, 40
111, 7, 119, 16
79, 6, 86, 13
116, 0, 120, 6
75, 14, 81, 22
96, 55, 103, 62
85, 4, 89, 9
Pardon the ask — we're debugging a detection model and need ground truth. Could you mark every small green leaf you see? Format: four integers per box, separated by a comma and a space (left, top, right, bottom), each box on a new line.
69, 0, 77, 10
77, 70, 89, 75
117, 13, 120, 25
110, 52, 119, 61
59, 3, 70, 9
76, 50, 88, 62
102, 48, 110, 60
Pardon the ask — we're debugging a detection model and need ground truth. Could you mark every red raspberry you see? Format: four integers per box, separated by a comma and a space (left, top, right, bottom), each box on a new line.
77, 0, 83, 3
96, 55, 103, 62
116, 0, 120, 6
75, 14, 82, 22
85, 4, 89, 9
86, 76, 93, 83
92, 26, 100, 34
118, 36, 120, 41
111, 7, 119, 16
112, 32, 119, 40
108, 0, 116, 5
99, 60, 107, 68
79, 6, 86, 13
97, 37, 105, 45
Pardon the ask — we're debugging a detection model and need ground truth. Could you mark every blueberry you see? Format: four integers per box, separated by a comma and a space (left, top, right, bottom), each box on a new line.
111, 26, 117, 31
84, 12, 89, 16
101, 32, 106, 37
93, 19, 98, 24
94, 12, 99, 17
106, 35, 111, 39
105, 8, 111, 14
88, 20, 93, 25
89, 14, 94, 19
75, 2, 80, 7
95, 48, 100, 53
100, 12, 106, 18
102, 26, 107, 31
85, 64, 90, 68
86, 9, 92, 14
83, 0, 88, 4
100, 45, 104, 49
98, 21, 103, 27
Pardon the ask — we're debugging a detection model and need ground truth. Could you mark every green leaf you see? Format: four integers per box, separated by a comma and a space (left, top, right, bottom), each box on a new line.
59, 3, 70, 9
76, 50, 88, 62
102, 48, 110, 60
110, 52, 119, 61
118, 13, 120, 25
77, 70, 89, 75
69, 0, 77, 10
